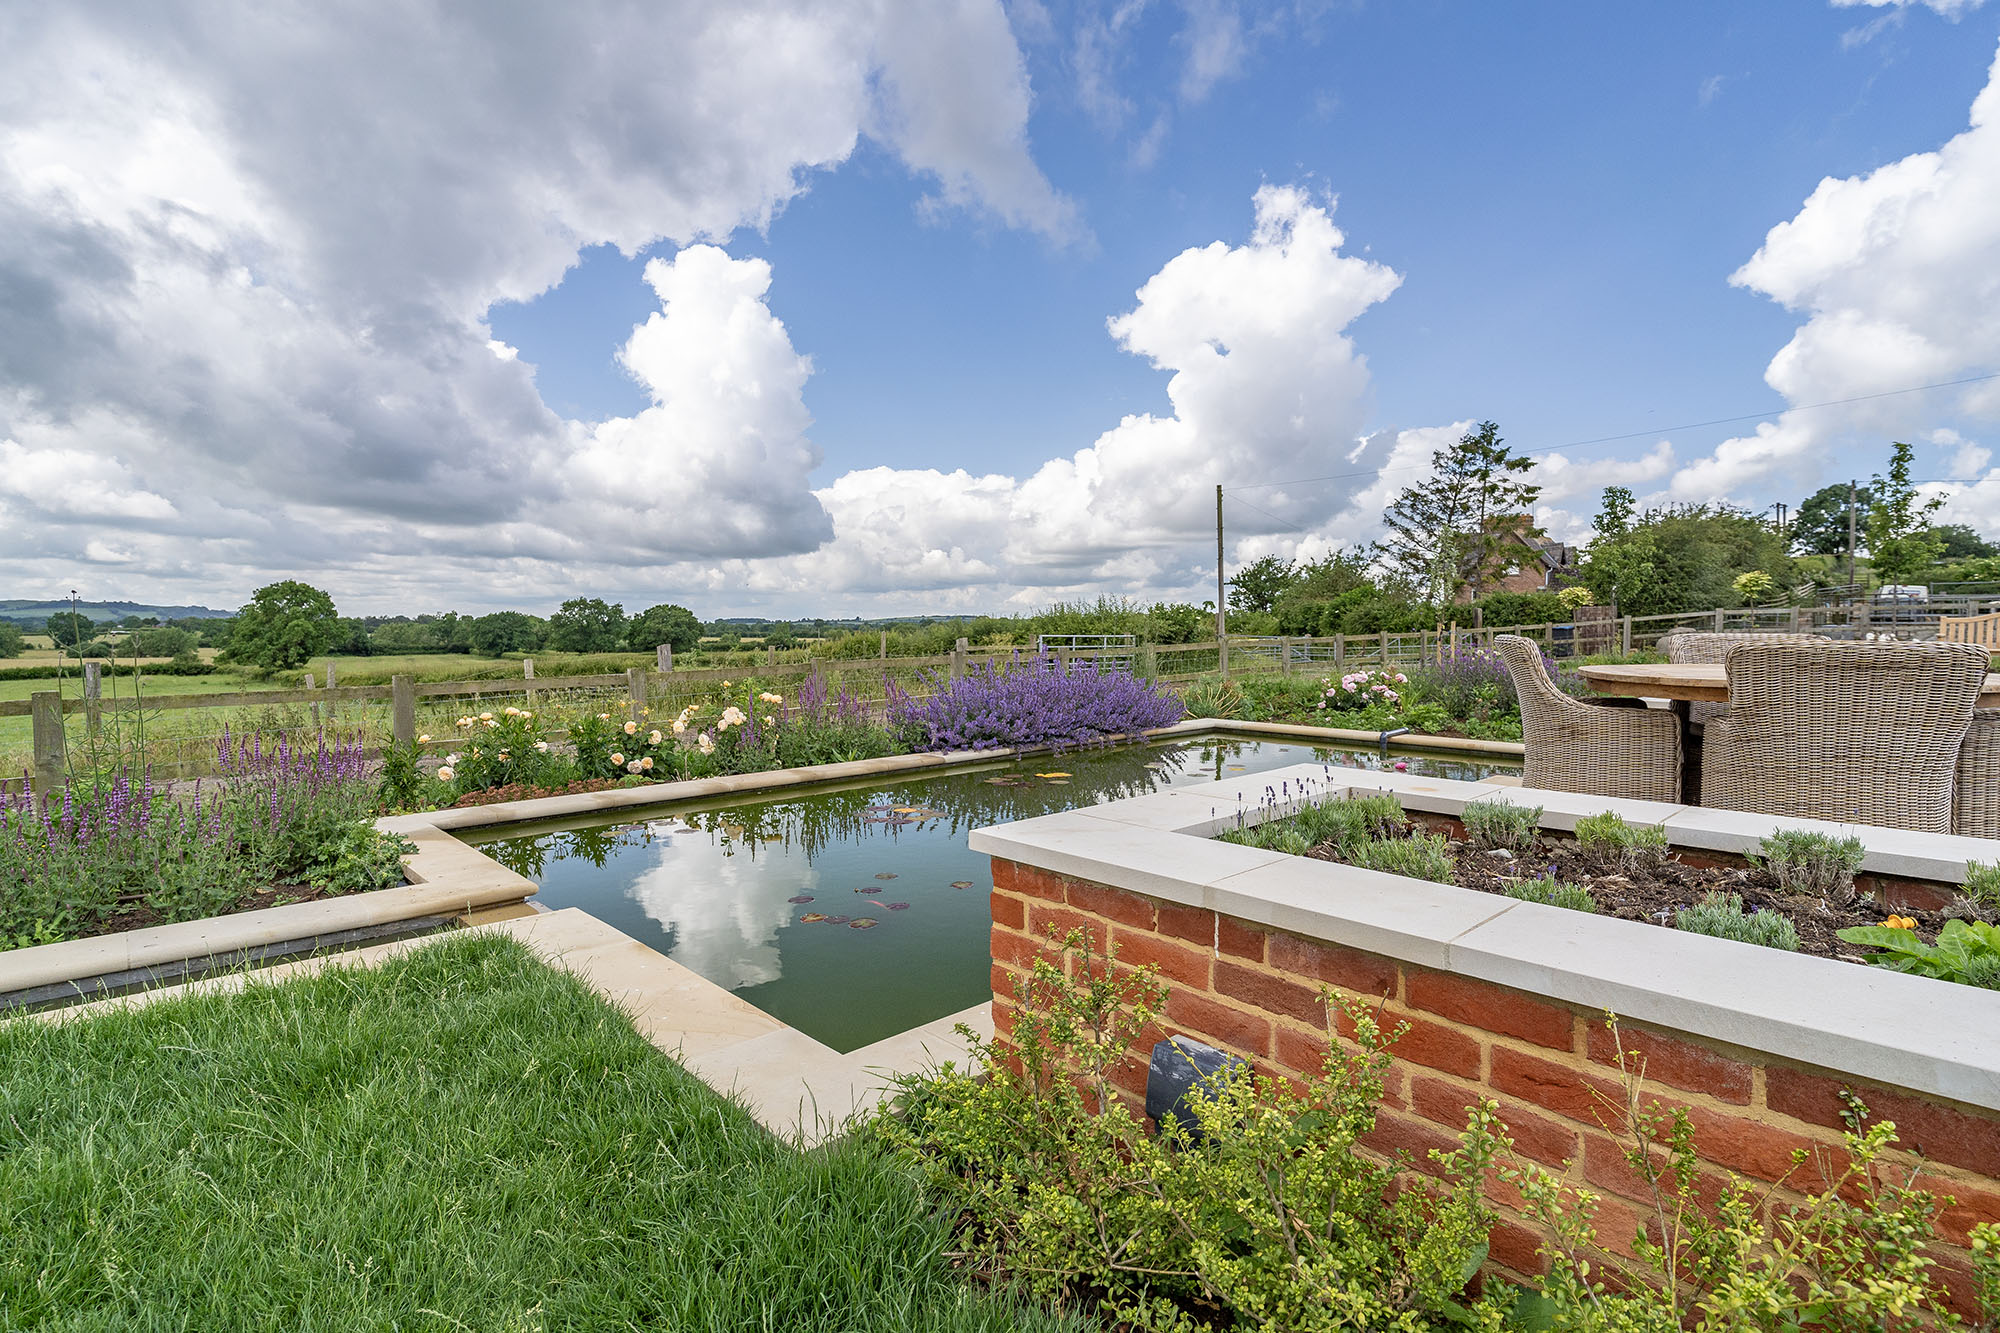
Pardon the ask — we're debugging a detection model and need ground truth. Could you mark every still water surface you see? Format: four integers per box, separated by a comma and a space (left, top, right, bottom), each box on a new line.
466, 736, 1511, 1052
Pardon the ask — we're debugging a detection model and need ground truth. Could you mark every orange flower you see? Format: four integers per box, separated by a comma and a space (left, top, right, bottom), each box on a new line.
1883, 914, 1918, 931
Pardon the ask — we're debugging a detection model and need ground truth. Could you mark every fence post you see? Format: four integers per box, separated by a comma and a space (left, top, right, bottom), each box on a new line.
767, 645, 776, 670
627, 667, 648, 724
1279, 636, 1292, 675
1713, 608, 1724, 631
1448, 623, 1459, 660
1379, 629, 1390, 667
951, 638, 967, 681
326, 661, 337, 690
391, 675, 416, 745
1789, 607, 1802, 633
306, 673, 321, 731
30, 691, 63, 804
657, 644, 672, 673
1620, 616, 1633, 655
1140, 642, 1158, 680
523, 656, 536, 706
84, 661, 102, 737
879, 632, 888, 659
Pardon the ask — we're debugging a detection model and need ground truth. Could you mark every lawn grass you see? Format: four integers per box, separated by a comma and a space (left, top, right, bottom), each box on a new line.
0, 933, 1083, 1332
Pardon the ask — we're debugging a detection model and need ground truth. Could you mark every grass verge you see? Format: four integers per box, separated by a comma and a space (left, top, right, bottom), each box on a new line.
0, 933, 1083, 1332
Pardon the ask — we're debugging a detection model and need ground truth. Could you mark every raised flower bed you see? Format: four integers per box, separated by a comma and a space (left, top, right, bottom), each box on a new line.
969, 765, 2000, 1313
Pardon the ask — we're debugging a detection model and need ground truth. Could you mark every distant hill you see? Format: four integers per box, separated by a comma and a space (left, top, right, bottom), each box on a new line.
0, 598, 233, 625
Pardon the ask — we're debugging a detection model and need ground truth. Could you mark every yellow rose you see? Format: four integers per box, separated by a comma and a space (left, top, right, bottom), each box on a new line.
624, 720, 638, 735
611, 752, 625, 765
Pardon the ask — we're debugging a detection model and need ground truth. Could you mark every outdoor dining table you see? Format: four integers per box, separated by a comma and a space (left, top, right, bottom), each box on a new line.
1575, 661, 2000, 802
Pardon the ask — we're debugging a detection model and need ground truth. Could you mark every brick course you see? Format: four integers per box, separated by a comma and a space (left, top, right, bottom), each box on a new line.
986, 858, 2000, 1319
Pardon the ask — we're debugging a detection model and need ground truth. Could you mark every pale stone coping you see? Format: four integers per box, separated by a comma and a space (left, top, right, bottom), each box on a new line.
969, 763, 2000, 1113
1215, 717, 1525, 757
26, 907, 992, 1146
0, 824, 536, 996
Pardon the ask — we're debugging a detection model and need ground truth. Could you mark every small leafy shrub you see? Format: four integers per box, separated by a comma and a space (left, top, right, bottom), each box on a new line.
890, 656, 1185, 751
1675, 890, 1801, 951
1219, 793, 1409, 858
1962, 859, 2000, 913
305, 827, 415, 893
1574, 810, 1668, 871
1348, 829, 1455, 883
376, 738, 424, 810
870, 928, 1505, 1331
1461, 798, 1542, 853
432, 705, 563, 798
1505, 877, 1597, 913
1756, 828, 1865, 905
1176, 675, 1244, 720
1838, 918, 2000, 989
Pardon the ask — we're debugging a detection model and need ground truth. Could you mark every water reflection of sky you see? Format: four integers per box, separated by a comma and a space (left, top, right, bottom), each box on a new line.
472, 738, 1511, 1051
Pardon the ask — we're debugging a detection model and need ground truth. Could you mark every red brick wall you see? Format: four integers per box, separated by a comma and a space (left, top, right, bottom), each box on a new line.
989, 857, 2000, 1314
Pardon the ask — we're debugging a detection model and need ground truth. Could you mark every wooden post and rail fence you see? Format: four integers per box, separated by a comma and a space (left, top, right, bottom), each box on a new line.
0, 599, 1974, 800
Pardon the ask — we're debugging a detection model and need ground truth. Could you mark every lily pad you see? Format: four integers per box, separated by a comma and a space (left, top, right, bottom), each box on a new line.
848, 917, 879, 929
950, 880, 975, 889
787, 895, 815, 904
886, 902, 910, 911
799, 912, 828, 922
825, 914, 851, 925
874, 872, 898, 880
1035, 772, 1072, 779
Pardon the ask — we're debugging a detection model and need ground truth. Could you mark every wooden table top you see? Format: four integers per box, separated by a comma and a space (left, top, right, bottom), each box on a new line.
1577, 661, 2000, 706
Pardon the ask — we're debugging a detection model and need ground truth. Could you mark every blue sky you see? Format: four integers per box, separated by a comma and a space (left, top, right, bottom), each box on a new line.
5, 1, 2000, 614
495, 1, 1999, 508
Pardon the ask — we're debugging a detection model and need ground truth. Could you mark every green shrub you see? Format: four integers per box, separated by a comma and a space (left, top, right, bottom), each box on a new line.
1574, 810, 1669, 870
1505, 877, 1597, 913
870, 928, 1505, 1331
1176, 676, 1244, 720
1756, 829, 1865, 904
1838, 918, 2000, 989
1218, 793, 1408, 858
1348, 830, 1455, 883
1462, 798, 1543, 853
1675, 891, 1801, 950
1963, 860, 2000, 912
305, 827, 415, 893
376, 739, 424, 811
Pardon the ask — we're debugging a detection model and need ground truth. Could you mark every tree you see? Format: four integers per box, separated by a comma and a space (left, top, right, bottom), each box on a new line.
45, 611, 94, 649
470, 611, 544, 655
219, 581, 339, 671
130, 626, 200, 659
1380, 421, 1540, 602
1864, 441, 1945, 586
1582, 504, 1795, 617
1226, 555, 1299, 614
546, 597, 626, 653
1935, 523, 1996, 560
0, 622, 23, 658
1592, 487, 1635, 544
1792, 483, 1869, 557
626, 603, 701, 655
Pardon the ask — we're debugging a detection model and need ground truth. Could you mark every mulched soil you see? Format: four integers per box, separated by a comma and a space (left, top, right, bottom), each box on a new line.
450, 778, 624, 808
1298, 813, 1966, 965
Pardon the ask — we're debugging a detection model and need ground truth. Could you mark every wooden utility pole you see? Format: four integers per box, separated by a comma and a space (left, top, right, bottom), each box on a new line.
1216, 484, 1229, 679
1847, 480, 1859, 598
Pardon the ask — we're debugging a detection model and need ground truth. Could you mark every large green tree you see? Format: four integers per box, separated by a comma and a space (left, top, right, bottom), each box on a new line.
1864, 440, 1945, 586
1226, 555, 1299, 614
220, 581, 339, 671
1791, 483, 1869, 557
1936, 523, 1997, 560
626, 603, 701, 655
470, 611, 544, 655
0, 622, 23, 658
546, 597, 627, 653
44, 611, 94, 649
1380, 421, 1540, 602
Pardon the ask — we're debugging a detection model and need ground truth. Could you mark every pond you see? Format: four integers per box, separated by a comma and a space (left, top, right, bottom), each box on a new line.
463, 735, 1514, 1052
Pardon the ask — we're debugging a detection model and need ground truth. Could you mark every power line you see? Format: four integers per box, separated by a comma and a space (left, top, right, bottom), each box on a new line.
1224, 369, 2000, 495
1222, 491, 1311, 535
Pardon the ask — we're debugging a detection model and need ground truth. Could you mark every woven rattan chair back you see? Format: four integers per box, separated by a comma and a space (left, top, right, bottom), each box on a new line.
1658, 631, 1829, 728
1700, 639, 1988, 832
1494, 635, 1681, 802
1955, 710, 2000, 839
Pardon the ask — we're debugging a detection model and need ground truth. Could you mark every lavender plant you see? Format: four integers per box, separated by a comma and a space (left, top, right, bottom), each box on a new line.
888, 656, 1185, 752
1, 728, 403, 950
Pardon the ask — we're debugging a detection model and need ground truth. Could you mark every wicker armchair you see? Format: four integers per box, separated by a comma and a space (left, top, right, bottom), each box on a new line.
1955, 710, 2000, 839
1658, 631, 1828, 729
1493, 634, 1682, 802
1701, 639, 1988, 833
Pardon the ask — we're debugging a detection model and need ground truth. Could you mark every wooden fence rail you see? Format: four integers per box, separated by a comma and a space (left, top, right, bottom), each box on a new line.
3, 609, 1944, 798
